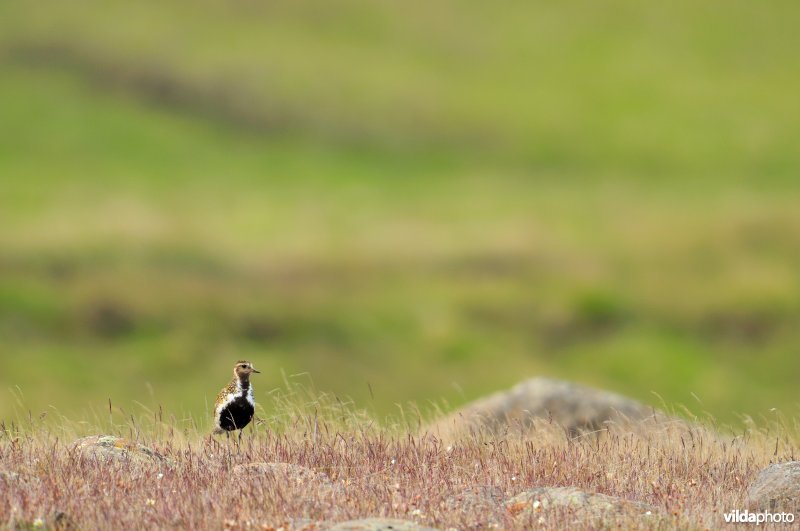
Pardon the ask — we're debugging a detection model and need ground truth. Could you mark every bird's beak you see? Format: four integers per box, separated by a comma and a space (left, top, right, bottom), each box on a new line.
252, 368, 261, 374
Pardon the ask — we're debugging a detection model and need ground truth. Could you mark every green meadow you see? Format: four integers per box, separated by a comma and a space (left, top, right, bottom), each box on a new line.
1, 1, 799, 426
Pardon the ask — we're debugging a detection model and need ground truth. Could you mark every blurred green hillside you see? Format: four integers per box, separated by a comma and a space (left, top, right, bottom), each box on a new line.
1, 1, 799, 426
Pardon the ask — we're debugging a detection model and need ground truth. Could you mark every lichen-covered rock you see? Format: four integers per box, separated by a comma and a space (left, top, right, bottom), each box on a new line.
747, 461, 800, 513
327, 518, 436, 531
506, 486, 660, 526
443, 485, 508, 528
428, 377, 669, 439
71, 435, 168, 465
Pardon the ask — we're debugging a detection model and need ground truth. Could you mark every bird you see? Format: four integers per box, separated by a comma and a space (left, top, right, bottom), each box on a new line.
213, 360, 260, 442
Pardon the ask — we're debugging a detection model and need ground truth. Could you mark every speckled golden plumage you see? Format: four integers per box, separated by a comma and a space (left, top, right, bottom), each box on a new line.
214, 379, 240, 411
212, 360, 260, 439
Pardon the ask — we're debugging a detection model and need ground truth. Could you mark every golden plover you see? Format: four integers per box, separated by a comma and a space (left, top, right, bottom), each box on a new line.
213, 360, 260, 441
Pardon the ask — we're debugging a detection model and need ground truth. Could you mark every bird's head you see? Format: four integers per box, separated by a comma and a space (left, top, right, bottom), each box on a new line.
233, 360, 260, 378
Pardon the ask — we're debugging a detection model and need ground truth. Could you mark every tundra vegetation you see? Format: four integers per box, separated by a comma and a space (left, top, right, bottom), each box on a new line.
1, 384, 798, 529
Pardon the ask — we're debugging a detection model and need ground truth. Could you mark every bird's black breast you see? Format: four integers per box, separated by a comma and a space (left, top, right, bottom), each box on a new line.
218, 396, 254, 431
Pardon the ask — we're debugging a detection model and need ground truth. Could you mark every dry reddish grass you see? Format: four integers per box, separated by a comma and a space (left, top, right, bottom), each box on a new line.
1, 390, 797, 530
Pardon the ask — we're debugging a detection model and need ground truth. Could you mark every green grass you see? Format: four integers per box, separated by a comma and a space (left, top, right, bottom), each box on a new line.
1, 1, 800, 426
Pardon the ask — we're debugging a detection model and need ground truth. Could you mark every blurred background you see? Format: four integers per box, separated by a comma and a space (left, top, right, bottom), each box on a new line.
1, 1, 798, 425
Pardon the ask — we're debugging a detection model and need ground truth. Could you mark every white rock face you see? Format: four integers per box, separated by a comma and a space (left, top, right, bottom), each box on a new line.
747, 461, 800, 513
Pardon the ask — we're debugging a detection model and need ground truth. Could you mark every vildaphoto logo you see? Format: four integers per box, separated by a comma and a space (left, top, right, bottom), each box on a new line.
723, 509, 796, 525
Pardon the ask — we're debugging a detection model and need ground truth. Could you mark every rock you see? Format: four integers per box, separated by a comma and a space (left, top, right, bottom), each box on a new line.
746, 461, 800, 513
506, 487, 660, 525
428, 377, 667, 439
443, 486, 508, 527
0, 470, 40, 485
71, 435, 168, 465
233, 462, 333, 487
327, 518, 436, 531
234, 462, 343, 517
286, 518, 319, 530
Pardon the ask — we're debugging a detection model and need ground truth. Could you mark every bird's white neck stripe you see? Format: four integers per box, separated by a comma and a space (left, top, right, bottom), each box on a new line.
236, 380, 255, 407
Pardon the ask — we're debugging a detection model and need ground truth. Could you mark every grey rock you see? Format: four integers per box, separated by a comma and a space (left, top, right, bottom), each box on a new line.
443, 485, 508, 527
0, 470, 40, 485
70, 435, 169, 465
747, 461, 800, 513
234, 462, 343, 516
506, 486, 661, 525
428, 377, 668, 439
328, 519, 435, 531
287, 517, 320, 530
